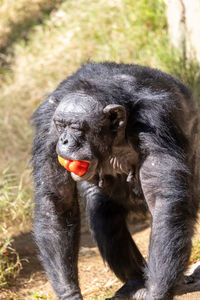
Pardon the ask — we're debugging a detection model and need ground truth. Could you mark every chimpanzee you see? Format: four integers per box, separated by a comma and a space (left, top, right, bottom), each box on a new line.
32, 62, 200, 300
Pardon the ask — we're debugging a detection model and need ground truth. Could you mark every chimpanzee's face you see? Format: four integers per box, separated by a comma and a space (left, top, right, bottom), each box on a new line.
53, 93, 127, 181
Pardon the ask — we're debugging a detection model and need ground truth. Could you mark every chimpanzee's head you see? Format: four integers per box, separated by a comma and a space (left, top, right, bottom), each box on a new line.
52, 93, 127, 181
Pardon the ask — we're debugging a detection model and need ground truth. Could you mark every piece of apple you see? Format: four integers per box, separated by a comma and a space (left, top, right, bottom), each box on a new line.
58, 156, 90, 176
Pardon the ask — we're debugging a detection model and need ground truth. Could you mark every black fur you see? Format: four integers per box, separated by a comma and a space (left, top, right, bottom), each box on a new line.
32, 62, 200, 300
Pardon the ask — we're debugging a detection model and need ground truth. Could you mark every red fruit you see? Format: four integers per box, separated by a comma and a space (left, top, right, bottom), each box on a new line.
58, 156, 90, 176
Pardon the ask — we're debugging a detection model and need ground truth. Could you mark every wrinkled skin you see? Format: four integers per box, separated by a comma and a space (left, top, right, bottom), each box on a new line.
32, 62, 200, 300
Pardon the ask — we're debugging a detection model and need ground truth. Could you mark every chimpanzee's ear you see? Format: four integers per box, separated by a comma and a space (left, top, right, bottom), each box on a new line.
48, 95, 59, 107
103, 104, 127, 129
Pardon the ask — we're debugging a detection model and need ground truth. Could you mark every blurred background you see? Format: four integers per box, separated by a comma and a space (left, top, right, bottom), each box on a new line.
0, 0, 200, 299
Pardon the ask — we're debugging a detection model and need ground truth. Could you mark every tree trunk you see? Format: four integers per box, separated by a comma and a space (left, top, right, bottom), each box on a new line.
165, 0, 200, 64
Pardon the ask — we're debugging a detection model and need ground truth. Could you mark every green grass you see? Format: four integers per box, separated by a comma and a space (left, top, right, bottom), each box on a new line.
91, 288, 116, 300
0, 169, 32, 288
0, 169, 32, 231
0, 0, 65, 52
30, 292, 54, 300
191, 240, 200, 264
0, 238, 22, 288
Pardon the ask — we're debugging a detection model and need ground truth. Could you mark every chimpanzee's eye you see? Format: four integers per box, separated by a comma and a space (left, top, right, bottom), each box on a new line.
54, 120, 66, 134
71, 124, 81, 131
70, 122, 88, 132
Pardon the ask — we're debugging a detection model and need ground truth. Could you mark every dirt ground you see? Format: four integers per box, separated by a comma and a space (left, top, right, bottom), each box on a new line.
1, 219, 200, 300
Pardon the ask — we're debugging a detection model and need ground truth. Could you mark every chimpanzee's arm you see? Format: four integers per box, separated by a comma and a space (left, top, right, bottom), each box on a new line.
33, 164, 82, 300
80, 181, 146, 299
140, 151, 195, 300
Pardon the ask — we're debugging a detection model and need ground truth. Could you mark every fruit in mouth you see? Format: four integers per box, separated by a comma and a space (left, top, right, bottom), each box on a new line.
58, 156, 90, 176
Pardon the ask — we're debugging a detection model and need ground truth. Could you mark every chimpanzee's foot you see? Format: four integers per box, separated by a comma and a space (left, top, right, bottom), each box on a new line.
106, 263, 200, 299
106, 279, 146, 300
176, 262, 200, 295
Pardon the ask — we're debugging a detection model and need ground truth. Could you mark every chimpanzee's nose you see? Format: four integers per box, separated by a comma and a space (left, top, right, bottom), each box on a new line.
60, 135, 68, 144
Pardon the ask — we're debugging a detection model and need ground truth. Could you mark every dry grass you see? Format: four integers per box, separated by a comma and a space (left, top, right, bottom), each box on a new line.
0, 0, 63, 52
0, 238, 22, 288
191, 240, 200, 264
0, 0, 168, 169
0, 169, 32, 230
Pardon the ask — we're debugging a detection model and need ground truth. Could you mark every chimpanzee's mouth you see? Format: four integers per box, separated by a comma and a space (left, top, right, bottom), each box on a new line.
58, 155, 90, 176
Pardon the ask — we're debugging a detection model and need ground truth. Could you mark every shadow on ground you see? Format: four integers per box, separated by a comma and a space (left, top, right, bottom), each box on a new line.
11, 221, 150, 290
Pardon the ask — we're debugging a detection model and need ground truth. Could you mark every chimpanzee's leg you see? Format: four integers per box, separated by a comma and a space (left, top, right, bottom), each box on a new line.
33, 160, 82, 300
140, 154, 196, 300
80, 182, 146, 299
